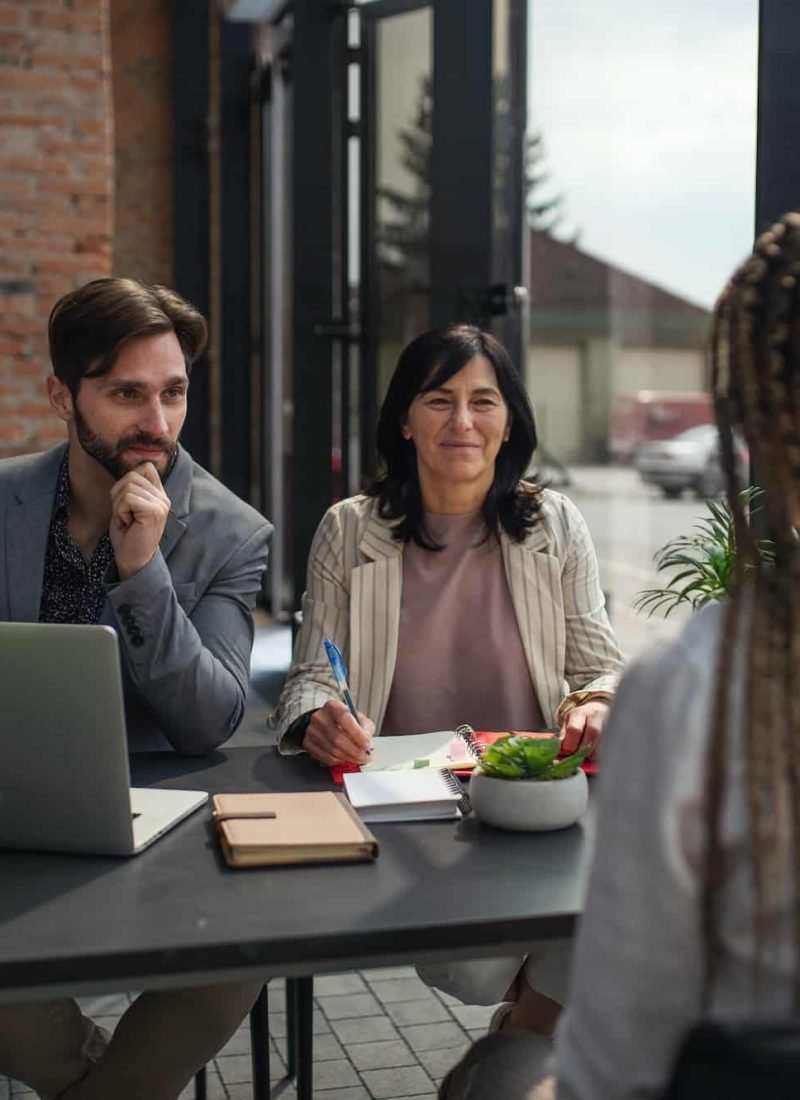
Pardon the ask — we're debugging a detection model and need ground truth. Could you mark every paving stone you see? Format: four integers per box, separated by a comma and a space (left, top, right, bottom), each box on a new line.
312, 1057, 361, 1090
433, 989, 460, 1006
346, 1038, 417, 1071
447, 1004, 495, 1030
268, 1008, 330, 1038
312, 1089, 369, 1100
416, 1042, 471, 1079
216, 1050, 287, 1087
384, 998, 450, 1027
76, 992, 131, 1017
360, 1065, 435, 1098
218, 1024, 253, 1056
227, 1085, 295, 1100
314, 972, 368, 996
317, 991, 382, 1020
272, 1029, 345, 1062
381, 1094, 438, 1099
331, 1016, 400, 1045
9, 1084, 33, 1097
0, 1079, 8, 1100
400, 1021, 468, 1053
369, 977, 432, 1004
361, 965, 416, 981
381, 1095, 438, 1100
178, 1067, 226, 1099
92, 1014, 123, 1036
216, 1052, 259, 1086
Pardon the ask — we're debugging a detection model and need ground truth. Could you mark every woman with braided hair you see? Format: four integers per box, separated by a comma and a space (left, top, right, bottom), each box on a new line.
440, 215, 800, 1100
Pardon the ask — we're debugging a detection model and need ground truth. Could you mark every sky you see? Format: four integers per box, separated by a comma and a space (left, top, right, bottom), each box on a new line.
527, 0, 759, 309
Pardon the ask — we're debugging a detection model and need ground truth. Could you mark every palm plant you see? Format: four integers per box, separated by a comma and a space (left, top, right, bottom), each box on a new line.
633, 488, 774, 619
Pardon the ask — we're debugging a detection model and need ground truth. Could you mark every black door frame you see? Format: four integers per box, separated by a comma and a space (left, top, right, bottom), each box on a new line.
756, 0, 800, 233
290, 0, 350, 605
358, 0, 529, 481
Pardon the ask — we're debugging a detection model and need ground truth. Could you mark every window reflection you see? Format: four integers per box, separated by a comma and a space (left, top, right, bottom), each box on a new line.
372, 7, 433, 399
527, 0, 758, 657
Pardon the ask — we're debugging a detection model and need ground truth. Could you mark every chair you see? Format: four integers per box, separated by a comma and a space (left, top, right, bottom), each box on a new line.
194, 976, 314, 1100
662, 1020, 800, 1099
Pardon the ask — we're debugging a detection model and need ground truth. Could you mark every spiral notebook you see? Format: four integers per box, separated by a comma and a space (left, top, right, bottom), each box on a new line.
361, 725, 484, 773
343, 768, 465, 823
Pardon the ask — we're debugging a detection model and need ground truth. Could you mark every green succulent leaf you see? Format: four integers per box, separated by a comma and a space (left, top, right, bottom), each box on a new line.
538, 744, 592, 779
479, 758, 528, 779
480, 734, 562, 779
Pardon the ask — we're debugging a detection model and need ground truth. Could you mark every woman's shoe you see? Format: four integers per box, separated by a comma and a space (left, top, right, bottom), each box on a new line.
521, 941, 573, 1005
488, 1001, 514, 1033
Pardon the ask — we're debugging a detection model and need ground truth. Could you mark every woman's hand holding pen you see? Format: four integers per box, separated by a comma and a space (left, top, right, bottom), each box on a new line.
302, 699, 376, 766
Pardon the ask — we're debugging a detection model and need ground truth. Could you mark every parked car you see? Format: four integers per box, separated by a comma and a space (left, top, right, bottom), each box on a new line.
609, 391, 714, 462
635, 424, 749, 499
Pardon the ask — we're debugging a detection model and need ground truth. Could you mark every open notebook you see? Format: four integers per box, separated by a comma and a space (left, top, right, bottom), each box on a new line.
361, 728, 482, 773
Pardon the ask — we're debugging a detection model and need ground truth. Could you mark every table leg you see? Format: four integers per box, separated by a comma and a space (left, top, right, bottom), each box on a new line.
285, 977, 297, 1077
249, 985, 271, 1100
194, 1065, 207, 1100
294, 976, 314, 1100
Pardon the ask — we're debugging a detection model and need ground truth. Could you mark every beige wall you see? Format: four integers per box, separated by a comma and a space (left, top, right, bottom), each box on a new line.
527, 345, 583, 464
611, 347, 706, 395
528, 341, 707, 463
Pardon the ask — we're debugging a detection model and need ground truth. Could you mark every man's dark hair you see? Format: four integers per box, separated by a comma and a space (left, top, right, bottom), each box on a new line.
48, 277, 208, 396
368, 323, 541, 548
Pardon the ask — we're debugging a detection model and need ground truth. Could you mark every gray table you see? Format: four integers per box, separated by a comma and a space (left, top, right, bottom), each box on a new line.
0, 747, 593, 1005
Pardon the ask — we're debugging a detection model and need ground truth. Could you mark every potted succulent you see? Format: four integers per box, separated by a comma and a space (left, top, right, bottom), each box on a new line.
469, 735, 591, 832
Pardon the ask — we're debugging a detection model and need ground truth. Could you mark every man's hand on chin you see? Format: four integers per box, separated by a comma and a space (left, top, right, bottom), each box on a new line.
109, 462, 171, 580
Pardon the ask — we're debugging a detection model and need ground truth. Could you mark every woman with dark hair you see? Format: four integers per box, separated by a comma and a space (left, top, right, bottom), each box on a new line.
442, 218, 800, 1098
271, 323, 622, 1024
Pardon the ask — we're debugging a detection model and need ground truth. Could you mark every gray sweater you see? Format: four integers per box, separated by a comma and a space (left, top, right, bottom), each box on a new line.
554, 601, 794, 1100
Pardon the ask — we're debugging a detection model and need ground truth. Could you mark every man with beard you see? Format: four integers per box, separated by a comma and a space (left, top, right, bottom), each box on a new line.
1, 276, 272, 753
0, 278, 271, 1098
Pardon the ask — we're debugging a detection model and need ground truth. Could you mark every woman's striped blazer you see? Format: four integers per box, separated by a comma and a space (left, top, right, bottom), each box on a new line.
271, 489, 625, 752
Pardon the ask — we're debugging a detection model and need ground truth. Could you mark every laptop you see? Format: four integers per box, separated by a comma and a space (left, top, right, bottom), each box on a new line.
0, 622, 208, 856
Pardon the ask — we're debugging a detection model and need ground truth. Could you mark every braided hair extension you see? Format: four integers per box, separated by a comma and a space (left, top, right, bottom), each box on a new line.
706, 213, 800, 1008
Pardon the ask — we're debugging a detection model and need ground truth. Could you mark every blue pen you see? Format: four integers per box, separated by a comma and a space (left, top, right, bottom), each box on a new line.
323, 638, 372, 753
323, 638, 359, 722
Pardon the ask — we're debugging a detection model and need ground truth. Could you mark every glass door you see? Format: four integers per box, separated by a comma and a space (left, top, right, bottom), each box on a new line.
356, 0, 529, 478
360, 0, 433, 476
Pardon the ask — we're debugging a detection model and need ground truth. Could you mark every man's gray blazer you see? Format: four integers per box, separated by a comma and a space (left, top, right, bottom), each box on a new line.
0, 444, 272, 755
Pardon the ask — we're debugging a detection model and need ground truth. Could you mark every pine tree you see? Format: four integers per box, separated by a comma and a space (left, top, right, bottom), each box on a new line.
375, 74, 574, 285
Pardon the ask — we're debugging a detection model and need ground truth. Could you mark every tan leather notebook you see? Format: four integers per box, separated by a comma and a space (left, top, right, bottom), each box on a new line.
212, 792, 379, 868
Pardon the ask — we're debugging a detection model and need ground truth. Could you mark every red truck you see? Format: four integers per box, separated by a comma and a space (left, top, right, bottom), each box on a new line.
608, 390, 714, 462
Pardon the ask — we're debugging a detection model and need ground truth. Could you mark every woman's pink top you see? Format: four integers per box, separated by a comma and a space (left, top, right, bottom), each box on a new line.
380, 510, 545, 736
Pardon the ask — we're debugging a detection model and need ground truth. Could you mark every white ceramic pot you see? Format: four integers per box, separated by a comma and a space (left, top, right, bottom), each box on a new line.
469, 766, 588, 831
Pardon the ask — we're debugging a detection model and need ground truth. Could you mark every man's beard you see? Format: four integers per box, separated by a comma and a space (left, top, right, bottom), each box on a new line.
73, 404, 179, 482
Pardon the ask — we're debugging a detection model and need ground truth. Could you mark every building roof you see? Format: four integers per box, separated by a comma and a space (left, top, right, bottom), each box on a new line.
528, 230, 711, 349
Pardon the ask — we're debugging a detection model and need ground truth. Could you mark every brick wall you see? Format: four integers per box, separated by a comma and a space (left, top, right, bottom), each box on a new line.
0, 0, 114, 460
110, 0, 173, 287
